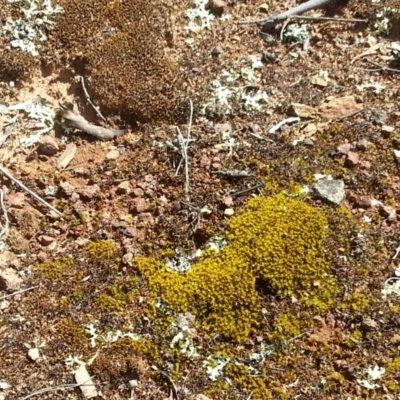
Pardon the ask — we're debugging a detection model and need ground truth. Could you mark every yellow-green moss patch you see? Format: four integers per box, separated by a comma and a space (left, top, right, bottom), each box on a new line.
135, 194, 339, 342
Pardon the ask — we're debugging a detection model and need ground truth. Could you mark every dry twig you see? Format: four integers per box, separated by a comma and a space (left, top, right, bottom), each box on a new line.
80, 76, 106, 121
60, 106, 125, 141
364, 59, 400, 74
0, 286, 38, 302
239, 0, 333, 29
0, 165, 63, 217
22, 378, 95, 400
0, 189, 10, 241
175, 99, 194, 201
160, 371, 179, 400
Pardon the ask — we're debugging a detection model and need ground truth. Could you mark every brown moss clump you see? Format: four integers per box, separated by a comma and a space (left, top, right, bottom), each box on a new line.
0, 50, 37, 81
91, 338, 157, 382
53, 0, 195, 123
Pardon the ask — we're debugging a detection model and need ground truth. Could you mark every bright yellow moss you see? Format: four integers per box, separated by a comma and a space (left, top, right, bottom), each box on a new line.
85, 239, 117, 261
135, 194, 337, 342
386, 357, 400, 373
96, 276, 140, 312
36, 258, 73, 279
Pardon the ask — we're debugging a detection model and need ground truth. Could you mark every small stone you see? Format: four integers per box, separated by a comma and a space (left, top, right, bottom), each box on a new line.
38, 136, 59, 156
381, 125, 395, 138
144, 174, 154, 183
37, 251, 48, 262
131, 198, 146, 214
28, 348, 40, 362
319, 96, 362, 120
211, 46, 223, 56
345, 151, 359, 167
362, 318, 378, 330
171, 201, 181, 214
354, 196, 372, 209
76, 184, 100, 200
300, 138, 314, 148
106, 148, 120, 160
59, 181, 75, 197
38, 235, 54, 246
214, 123, 232, 135
57, 143, 77, 169
224, 208, 234, 216
117, 181, 131, 194
289, 103, 316, 118
132, 188, 144, 197
255, 335, 264, 343
137, 212, 155, 226
6, 192, 25, 208
208, 0, 226, 16
381, 205, 397, 221
360, 160, 372, 170
356, 139, 370, 151
302, 123, 317, 136
0, 267, 23, 291
261, 51, 276, 63
221, 196, 233, 207
337, 143, 351, 155
313, 179, 345, 205
122, 252, 134, 265
311, 74, 329, 87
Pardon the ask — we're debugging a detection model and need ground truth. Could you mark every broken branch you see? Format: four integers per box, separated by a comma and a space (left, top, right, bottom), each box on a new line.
60, 106, 125, 141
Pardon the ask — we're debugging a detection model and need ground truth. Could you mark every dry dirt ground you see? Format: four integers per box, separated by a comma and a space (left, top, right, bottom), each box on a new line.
1, 0, 400, 399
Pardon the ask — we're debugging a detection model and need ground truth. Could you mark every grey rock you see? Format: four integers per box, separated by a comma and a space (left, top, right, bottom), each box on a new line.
313, 179, 345, 205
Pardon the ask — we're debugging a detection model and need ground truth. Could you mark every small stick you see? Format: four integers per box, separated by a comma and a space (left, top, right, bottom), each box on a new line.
364, 59, 400, 74
22, 377, 95, 400
230, 183, 264, 198
0, 286, 38, 302
285, 15, 367, 24
238, 0, 332, 28
80, 76, 106, 121
0, 189, 10, 240
330, 109, 364, 121
269, 117, 300, 134
0, 165, 63, 218
160, 371, 179, 400
247, 131, 275, 142
60, 106, 125, 141
176, 100, 194, 201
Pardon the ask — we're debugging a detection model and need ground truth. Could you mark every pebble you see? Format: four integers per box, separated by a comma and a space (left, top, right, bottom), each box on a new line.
28, 348, 40, 362
76, 184, 100, 200
313, 179, 345, 205
344, 151, 359, 168
356, 139, 370, 151
354, 195, 372, 209
37, 251, 48, 262
132, 188, 144, 197
224, 208, 234, 216
106, 148, 121, 160
38, 235, 54, 246
337, 143, 351, 155
60, 181, 75, 197
0, 268, 23, 291
117, 181, 131, 194
38, 136, 59, 156
303, 138, 315, 146
131, 198, 146, 214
